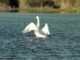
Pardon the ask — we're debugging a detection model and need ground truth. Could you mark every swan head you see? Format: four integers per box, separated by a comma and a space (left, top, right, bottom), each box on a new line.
36, 16, 39, 20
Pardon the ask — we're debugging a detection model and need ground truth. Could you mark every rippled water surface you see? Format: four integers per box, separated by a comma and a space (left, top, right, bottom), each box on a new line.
0, 13, 80, 60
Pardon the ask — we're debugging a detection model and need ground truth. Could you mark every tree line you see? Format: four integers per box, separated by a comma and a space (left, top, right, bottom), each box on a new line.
20, 0, 80, 9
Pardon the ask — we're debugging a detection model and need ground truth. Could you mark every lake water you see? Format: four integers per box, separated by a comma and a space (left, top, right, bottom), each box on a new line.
0, 13, 80, 60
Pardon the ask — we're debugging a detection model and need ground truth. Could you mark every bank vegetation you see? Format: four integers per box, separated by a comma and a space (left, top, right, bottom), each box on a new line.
0, 0, 80, 13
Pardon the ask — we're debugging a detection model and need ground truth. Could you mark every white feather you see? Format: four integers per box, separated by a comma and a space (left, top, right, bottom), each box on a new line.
22, 23, 36, 33
42, 23, 50, 35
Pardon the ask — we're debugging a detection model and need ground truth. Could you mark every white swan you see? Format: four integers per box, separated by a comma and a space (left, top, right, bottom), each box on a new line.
22, 16, 50, 38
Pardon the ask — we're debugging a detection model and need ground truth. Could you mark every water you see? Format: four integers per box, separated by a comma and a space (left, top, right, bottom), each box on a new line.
0, 13, 80, 60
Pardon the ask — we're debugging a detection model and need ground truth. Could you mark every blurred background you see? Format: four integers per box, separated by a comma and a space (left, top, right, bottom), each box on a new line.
0, 0, 80, 13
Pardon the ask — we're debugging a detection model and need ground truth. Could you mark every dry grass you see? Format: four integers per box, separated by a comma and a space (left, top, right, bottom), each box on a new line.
19, 6, 54, 13
60, 8, 80, 13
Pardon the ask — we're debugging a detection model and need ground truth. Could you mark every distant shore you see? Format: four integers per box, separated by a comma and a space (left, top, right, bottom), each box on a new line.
0, 6, 80, 13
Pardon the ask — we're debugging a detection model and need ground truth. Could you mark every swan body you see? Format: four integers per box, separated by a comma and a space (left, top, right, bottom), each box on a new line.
22, 16, 50, 38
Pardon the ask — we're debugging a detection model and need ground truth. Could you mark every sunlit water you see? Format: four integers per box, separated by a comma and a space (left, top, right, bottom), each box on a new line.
0, 13, 80, 60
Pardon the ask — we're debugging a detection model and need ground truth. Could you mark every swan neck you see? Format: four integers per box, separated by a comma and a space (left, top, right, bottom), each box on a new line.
37, 17, 40, 27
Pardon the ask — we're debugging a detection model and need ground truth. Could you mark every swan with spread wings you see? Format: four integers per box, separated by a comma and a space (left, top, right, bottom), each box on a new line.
22, 16, 50, 38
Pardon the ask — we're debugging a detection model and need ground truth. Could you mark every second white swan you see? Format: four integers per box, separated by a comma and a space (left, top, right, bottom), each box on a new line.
22, 16, 50, 38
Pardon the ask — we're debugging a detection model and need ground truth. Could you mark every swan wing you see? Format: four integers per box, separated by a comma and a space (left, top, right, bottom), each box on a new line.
22, 23, 36, 33
42, 23, 50, 35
